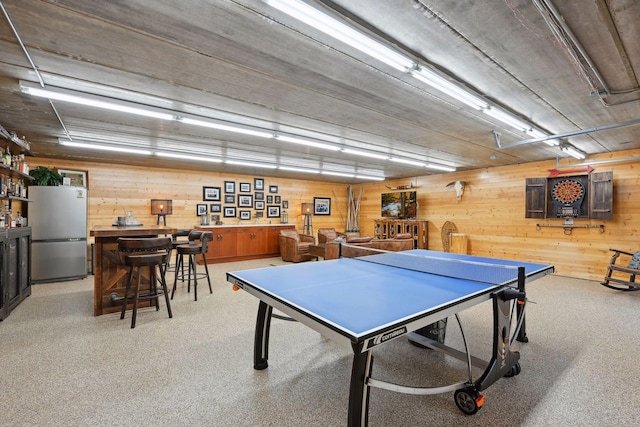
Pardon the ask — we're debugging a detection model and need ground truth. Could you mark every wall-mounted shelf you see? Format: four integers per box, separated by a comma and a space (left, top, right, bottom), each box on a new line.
536, 223, 605, 235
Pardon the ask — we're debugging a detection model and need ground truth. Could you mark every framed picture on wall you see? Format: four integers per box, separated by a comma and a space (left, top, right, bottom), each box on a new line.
267, 205, 280, 218
254, 178, 264, 191
314, 197, 331, 215
224, 207, 236, 218
225, 181, 235, 193
275, 196, 281, 204
210, 204, 221, 213
225, 194, 235, 204
255, 191, 264, 200
238, 195, 253, 207
58, 169, 88, 188
269, 185, 278, 193
203, 186, 221, 201
283, 200, 289, 209
196, 204, 207, 215
239, 210, 251, 220
240, 182, 251, 192
255, 201, 265, 210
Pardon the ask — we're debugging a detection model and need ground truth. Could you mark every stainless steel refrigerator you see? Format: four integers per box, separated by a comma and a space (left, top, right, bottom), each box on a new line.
30, 186, 88, 283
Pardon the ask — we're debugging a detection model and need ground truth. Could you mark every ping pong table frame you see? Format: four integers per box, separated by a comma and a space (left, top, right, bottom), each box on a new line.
227, 262, 552, 427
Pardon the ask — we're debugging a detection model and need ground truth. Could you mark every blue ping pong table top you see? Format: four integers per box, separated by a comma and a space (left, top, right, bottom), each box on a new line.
227, 250, 553, 340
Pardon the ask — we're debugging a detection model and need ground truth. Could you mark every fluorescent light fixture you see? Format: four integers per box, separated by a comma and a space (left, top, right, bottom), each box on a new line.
179, 117, 273, 138
483, 107, 532, 133
527, 129, 559, 146
265, 0, 414, 72
355, 174, 385, 181
278, 166, 320, 173
156, 152, 223, 163
390, 157, 426, 167
426, 163, 456, 172
341, 148, 389, 160
20, 83, 175, 121
276, 135, 340, 151
412, 68, 488, 110
59, 139, 152, 155
59, 139, 145, 153
321, 170, 355, 178
561, 145, 586, 159
225, 160, 277, 169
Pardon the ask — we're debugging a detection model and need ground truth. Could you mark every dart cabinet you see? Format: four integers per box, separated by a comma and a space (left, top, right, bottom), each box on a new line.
525, 171, 613, 220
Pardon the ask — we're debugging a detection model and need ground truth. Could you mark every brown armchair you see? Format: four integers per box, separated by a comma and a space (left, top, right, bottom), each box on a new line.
601, 248, 640, 291
279, 229, 316, 263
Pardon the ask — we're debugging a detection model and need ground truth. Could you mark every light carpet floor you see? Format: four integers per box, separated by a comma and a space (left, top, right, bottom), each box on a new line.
1, 257, 638, 426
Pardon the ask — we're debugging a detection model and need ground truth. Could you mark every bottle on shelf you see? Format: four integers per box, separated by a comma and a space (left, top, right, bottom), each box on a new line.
16, 211, 23, 227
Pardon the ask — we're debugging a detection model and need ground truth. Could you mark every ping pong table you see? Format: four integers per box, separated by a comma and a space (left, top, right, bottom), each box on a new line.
227, 248, 554, 426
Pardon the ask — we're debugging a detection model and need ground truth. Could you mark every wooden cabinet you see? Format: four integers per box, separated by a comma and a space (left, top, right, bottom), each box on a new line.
525, 172, 613, 219
0, 125, 33, 321
207, 227, 238, 261
0, 227, 31, 321
374, 219, 428, 249
199, 224, 294, 263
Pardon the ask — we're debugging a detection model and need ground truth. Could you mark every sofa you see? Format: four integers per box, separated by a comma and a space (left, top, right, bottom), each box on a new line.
317, 228, 414, 259
279, 229, 316, 263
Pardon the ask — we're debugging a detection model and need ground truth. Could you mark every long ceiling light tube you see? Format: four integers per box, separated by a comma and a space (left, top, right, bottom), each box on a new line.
264, 0, 414, 72
179, 117, 274, 138
561, 144, 586, 159
276, 134, 341, 151
20, 83, 175, 121
412, 67, 489, 110
59, 139, 152, 155
264, 0, 552, 142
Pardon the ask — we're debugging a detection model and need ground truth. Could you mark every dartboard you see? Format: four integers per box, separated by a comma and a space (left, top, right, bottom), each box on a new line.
552, 179, 585, 204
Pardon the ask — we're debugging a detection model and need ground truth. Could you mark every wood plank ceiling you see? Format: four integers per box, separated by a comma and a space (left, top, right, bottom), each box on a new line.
0, 0, 639, 183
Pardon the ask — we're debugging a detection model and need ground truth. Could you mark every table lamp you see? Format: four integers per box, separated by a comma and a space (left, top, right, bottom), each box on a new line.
301, 202, 313, 235
151, 199, 172, 225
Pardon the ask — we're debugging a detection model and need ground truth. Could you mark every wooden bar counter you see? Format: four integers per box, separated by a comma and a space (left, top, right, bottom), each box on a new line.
90, 225, 176, 316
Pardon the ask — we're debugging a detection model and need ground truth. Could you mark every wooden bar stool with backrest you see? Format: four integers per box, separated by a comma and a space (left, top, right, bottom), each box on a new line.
117, 237, 173, 328
172, 230, 213, 301
167, 229, 192, 276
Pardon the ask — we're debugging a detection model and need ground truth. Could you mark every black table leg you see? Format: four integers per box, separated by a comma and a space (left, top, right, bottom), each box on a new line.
254, 301, 272, 370
348, 347, 373, 427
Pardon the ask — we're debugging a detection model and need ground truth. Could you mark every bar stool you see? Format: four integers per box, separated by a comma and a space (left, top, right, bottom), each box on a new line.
167, 229, 192, 275
118, 237, 173, 328
172, 230, 213, 301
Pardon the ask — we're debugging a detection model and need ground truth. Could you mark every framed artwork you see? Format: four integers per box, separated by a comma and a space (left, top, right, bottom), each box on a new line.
269, 185, 278, 193
58, 169, 88, 188
238, 194, 253, 207
210, 204, 221, 213
254, 211, 264, 218
255, 201, 265, 210
275, 195, 281, 204
196, 204, 208, 215
224, 194, 235, 204
224, 207, 236, 218
314, 197, 331, 215
211, 214, 220, 222
267, 205, 280, 218
283, 200, 289, 209
254, 178, 264, 191
240, 182, 251, 192
224, 181, 235, 193
203, 186, 221, 201
267, 195, 273, 203
239, 210, 251, 220
255, 191, 264, 200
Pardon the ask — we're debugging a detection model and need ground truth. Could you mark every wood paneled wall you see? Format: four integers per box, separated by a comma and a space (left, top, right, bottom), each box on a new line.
27, 148, 640, 281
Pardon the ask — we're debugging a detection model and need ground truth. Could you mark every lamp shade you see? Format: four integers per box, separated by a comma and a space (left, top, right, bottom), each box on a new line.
151, 199, 172, 215
301, 202, 313, 215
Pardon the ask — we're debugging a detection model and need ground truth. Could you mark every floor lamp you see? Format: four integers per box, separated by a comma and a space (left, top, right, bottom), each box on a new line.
301, 202, 313, 236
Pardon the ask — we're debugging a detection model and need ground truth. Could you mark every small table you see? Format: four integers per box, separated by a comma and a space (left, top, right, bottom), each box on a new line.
309, 242, 339, 260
